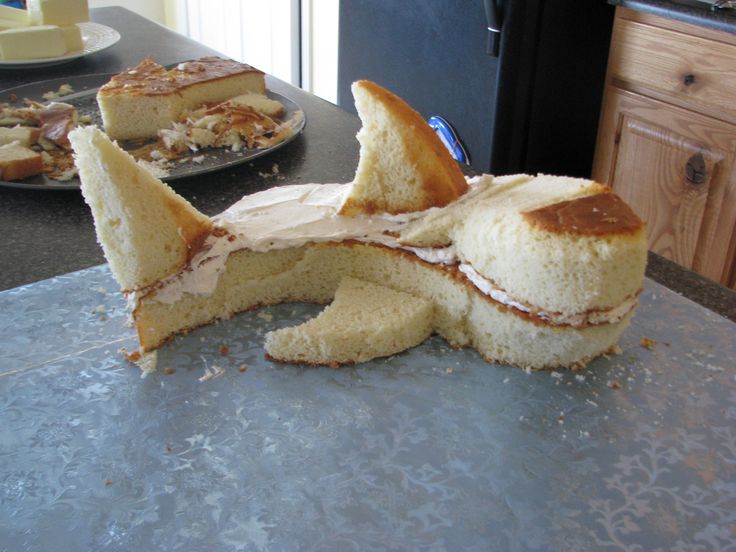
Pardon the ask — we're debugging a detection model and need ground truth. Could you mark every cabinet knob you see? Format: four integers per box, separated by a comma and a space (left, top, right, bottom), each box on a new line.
686, 152, 707, 185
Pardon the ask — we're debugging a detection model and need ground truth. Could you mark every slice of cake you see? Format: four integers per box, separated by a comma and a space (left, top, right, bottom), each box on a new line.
97, 57, 266, 141
265, 277, 434, 366
69, 80, 648, 372
0, 143, 43, 180
0, 126, 41, 147
71, 126, 212, 291
339, 80, 469, 215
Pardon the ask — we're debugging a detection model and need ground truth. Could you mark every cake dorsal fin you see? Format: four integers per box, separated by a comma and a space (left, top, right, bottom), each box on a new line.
339, 80, 468, 216
69, 126, 213, 292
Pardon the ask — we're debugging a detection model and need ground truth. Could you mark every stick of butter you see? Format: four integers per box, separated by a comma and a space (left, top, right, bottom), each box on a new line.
60, 24, 84, 52
0, 5, 30, 24
0, 17, 28, 31
0, 25, 67, 60
28, 0, 89, 27
0, 5, 30, 31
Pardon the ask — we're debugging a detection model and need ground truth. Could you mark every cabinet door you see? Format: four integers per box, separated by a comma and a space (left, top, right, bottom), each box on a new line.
593, 87, 736, 284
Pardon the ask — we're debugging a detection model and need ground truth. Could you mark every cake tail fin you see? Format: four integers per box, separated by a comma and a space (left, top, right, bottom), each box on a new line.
69, 126, 213, 292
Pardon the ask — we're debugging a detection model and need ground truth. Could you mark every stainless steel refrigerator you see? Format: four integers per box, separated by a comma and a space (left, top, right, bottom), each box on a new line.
337, 0, 615, 176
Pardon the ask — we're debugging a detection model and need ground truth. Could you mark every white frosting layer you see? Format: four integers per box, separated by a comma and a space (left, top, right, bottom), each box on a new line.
214, 183, 420, 250
152, 183, 429, 304
144, 177, 636, 327
458, 263, 638, 327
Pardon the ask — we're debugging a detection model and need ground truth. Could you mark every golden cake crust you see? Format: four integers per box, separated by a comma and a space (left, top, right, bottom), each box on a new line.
522, 192, 644, 237
98, 57, 265, 98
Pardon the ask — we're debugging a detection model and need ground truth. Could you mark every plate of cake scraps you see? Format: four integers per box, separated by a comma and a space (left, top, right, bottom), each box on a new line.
0, 73, 306, 191
0, 22, 121, 69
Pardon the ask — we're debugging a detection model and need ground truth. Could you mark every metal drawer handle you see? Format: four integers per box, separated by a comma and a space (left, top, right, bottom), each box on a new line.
686, 152, 707, 185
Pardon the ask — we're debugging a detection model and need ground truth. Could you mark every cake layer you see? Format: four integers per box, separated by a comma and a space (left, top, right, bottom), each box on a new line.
397, 173, 647, 315
97, 57, 266, 140
134, 241, 631, 369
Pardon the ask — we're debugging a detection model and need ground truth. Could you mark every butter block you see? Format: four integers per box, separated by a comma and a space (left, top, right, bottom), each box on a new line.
0, 17, 28, 31
0, 5, 30, 23
0, 25, 67, 60
60, 24, 83, 52
28, 0, 89, 26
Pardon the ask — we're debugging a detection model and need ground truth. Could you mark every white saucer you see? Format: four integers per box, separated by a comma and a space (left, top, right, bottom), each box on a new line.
0, 22, 120, 69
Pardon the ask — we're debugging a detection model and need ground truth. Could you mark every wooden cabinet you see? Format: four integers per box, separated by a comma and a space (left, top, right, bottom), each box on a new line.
593, 8, 736, 287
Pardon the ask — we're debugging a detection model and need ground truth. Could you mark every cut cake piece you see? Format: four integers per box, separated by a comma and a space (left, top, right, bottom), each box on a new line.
265, 276, 434, 366
226, 92, 285, 117
0, 143, 43, 180
0, 126, 41, 147
69, 126, 213, 291
97, 57, 266, 140
339, 79, 468, 215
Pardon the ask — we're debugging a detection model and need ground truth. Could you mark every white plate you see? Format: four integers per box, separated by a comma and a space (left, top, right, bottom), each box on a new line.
0, 22, 120, 69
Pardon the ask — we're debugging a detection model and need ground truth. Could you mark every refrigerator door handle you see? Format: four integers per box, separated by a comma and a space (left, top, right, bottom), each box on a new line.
483, 0, 502, 57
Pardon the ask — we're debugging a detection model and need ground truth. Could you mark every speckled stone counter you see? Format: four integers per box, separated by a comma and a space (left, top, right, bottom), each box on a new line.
610, 0, 736, 33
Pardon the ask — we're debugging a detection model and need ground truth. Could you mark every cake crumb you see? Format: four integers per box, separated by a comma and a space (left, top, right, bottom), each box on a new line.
104, 479, 113, 486
238, 364, 248, 373
640, 336, 656, 350
121, 348, 141, 363
219, 344, 230, 355
446, 367, 454, 374
163, 367, 176, 375
607, 380, 622, 390
199, 363, 225, 382
42, 83, 74, 100
257, 311, 273, 322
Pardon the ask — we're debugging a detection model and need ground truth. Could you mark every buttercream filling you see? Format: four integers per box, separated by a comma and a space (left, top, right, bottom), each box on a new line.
139, 178, 635, 326
457, 263, 638, 327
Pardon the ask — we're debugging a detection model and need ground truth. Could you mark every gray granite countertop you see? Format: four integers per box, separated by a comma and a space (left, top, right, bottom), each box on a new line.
610, 0, 736, 33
